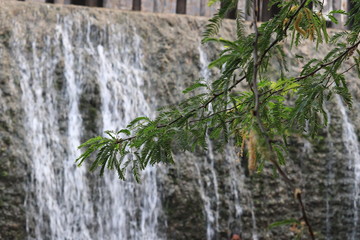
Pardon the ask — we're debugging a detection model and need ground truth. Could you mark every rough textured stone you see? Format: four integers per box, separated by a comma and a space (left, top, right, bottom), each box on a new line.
0, 23, 27, 240
154, 0, 176, 13
26, 0, 46, 2
104, 0, 132, 10
186, 0, 219, 16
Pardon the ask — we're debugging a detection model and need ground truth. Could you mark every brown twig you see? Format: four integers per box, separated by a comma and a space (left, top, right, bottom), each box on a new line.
296, 190, 315, 239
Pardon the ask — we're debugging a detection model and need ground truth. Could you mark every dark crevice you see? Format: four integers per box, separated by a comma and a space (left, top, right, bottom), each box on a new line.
132, 0, 141, 11
221, 1, 237, 19
71, 0, 86, 6
71, 0, 103, 7
96, 0, 103, 7
348, 1, 355, 30
176, 0, 187, 14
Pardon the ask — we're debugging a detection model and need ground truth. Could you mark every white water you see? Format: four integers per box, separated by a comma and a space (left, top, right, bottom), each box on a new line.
95, 28, 162, 239
226, 146, 259, 240
15, 16, 163, 240
15, 20, 95, 239
336, 96, 360, 240
196, 46, 221, 239
197, 46, 258, 239
323, 103, 335, 240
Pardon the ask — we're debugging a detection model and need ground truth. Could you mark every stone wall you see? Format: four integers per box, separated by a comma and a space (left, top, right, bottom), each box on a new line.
9, 0, 352, 26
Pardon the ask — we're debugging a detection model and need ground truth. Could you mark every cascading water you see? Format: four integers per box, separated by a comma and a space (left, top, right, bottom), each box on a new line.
15, 20, 95, 239
4, 2, 360, 239
9, 6, 252, 238
336, 96, 360, 240
95, 28, 163, 240
225, 146, 259, 240
196, 46, 221, 239
197, 46, 258, 240
323, 103, 335, 240
14, 15, 164, 240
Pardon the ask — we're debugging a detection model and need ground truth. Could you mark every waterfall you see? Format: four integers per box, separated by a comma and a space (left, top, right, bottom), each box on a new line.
14, 15, 163, 240
95, 29, 163, 240
226, 146, 259, 240
196, 46, 221, 239
16, 19, 95, 239
9, 6, 252, 239
323, 103, 335, 240
197, 46, 258, 239
4, 3, 360, 239
336, 96, 360, 240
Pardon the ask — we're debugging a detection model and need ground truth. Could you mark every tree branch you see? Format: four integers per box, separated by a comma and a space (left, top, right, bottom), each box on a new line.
258, 40, 360, 100
295, 40, 360, 82
251, 1, 315, 238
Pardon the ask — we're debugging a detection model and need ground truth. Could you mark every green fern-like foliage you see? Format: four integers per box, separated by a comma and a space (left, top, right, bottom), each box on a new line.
76, 2, 360, 238
77, 0, 360, 184
202, 0, 239, 42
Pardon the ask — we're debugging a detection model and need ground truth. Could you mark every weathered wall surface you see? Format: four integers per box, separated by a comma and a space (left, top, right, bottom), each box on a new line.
0, 1, 359, 240
9, 0, 352, 26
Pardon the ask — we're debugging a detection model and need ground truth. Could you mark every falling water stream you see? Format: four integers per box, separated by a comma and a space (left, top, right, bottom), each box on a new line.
17, 19, 94, 239
323, 103, 335, 240
336, 96, 360, 240
95, 30, 163, 240
198, 46, 258, 240
16, 16, 163, 240
196, 46, 221, 239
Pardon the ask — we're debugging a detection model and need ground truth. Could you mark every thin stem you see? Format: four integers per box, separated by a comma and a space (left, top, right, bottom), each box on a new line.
296, 190, 315, 239
252, 0, 260, 115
